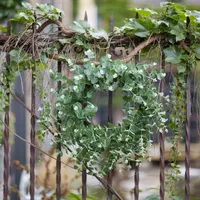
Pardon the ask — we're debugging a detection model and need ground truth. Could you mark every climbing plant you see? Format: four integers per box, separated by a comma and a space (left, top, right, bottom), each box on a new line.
0, 1, 200, 199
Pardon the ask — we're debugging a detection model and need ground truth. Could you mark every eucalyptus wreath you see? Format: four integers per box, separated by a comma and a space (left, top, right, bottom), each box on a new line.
43, 49, 167, 175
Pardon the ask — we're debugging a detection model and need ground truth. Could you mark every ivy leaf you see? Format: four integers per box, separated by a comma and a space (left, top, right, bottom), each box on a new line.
135, 30, 150, 38
21, 2, 33, 10
58, 55, 70, 63
124, 19, 150, 37
37, 62, 48, 72
156, 20, 169, 27
89, 29, 108, 41
9, 49, 19, 57
0, 26, 7, 33
194, 45, 200, 59
76, 20, 90, 29
59, 38, 70, 45
70, 21, 86, 34
163, 47, 182, 64
171, 196, 182, 200
84, 49, 95, 59
177, 65, 186, 73
75, 39, 84, 46
144, 194, 159, 200
130, 8, 157, 17
170, 25, 185, 41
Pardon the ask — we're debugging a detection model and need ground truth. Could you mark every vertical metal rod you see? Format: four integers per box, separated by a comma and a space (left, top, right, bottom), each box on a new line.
134, 52, 140, 200
134, 15, 140, 198
185, 74, 191, 200
185, 17, 191, 200
3, 16, 11, 200
159, 50, 165, 200
107, 14, 114, 200
56, 16, 62, 200
82, 12, 88, 200
30, 12, 36, 200
84, 11, 88, 21
82, 169, 87, 200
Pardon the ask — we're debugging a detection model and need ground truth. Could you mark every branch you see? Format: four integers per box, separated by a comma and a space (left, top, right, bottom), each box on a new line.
46, 35, 164, 65
122, 35, 164, 63
94, 175, 123, 200
37, 19, 75, 36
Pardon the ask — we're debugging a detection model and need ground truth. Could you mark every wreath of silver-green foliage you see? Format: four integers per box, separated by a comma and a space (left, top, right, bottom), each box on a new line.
52, 58, 165, 172
47, 51, 166, 175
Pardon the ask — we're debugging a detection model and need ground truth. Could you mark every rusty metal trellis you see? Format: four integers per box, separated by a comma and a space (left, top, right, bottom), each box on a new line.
107, 13, 114, 200
133, 12, 140, 200
185, 16, 191, 200
3, 16, 11, 200
159, 49, 165, 200
0, 10, 197, 200
185, 73, 191, 200
82, 11, 88, 200
134, 53, 140, 200
56, 15, 62, 200
30, 11, 37, 200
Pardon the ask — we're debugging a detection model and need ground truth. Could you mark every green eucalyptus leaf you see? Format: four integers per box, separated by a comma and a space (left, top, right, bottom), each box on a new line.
84, 102, 98, 117
73, 102, 85, 119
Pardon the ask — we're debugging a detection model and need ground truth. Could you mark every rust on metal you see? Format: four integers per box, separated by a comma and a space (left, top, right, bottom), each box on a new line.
159, 50, 165, 200
84, 11, 88, 21
56, 15, 62, 200
134, 19, 140, 198
30, 11, 37, 200
81, 12, 88, 200
82, 169, 87, 200
185, 17, 191, 200
185, 74, 191, 200
107, 13, 114, 200
3, 15, 11, 200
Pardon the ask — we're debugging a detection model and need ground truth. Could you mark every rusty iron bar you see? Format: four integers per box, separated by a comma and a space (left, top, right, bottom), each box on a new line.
56, 63, 62, 200
56, 15, 62, 200
159, 49, 165, 200
3, 16, 11, 200
81, 12, 88, 200
185, 74, 191, 200
82, 169, 87, 200
56, 65, 62, 200
107, 13, 114, 200
185, 16, 191, 200
30, 12, 37, 200
134, 13, 140, 198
